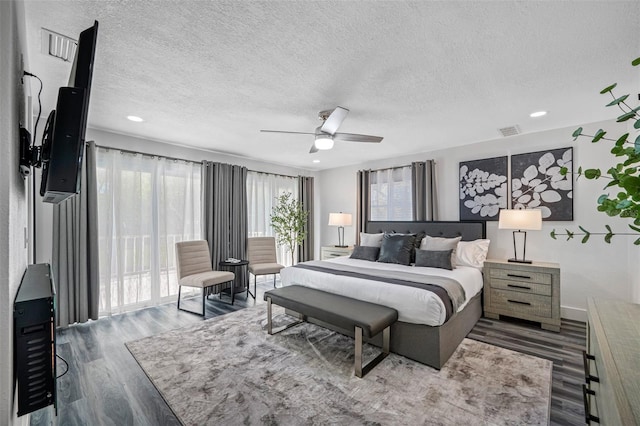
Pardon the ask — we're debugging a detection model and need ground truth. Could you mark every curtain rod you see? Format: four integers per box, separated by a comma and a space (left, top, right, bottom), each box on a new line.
361, 160, 435, 174
94, 144, 306, 179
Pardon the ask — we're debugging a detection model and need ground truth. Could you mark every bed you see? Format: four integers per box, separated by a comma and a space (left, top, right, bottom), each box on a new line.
280, 220, 486, 369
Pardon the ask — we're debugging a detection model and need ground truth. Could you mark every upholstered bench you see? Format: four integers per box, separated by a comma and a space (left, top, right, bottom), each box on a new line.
264, 285, 398, 377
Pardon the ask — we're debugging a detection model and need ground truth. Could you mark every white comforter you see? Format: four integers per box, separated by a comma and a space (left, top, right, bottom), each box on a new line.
279, 256, 483, 326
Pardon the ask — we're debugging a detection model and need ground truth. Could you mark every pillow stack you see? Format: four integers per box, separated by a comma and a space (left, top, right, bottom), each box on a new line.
350, 232, 490, 271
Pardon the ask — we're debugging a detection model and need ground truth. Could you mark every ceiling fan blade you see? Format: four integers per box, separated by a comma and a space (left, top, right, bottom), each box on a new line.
333, 132, 383, 143
309, 144, 319, 154
320, 106, 349, 135
260, 130, 315, 135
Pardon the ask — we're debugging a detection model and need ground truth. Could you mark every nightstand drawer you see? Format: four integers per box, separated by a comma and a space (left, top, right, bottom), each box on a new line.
321, 246, 353, 260
489, 289, 552, 318
489, 268, 552, 285
490, 278, 552, 296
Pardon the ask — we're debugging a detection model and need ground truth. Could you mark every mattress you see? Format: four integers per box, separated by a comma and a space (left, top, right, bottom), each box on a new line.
279, 256, 483, 327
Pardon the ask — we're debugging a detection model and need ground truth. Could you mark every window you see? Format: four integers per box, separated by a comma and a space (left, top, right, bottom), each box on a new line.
370, 166, 413, 221
246, 171, 298, 266
96, 149, 202, 315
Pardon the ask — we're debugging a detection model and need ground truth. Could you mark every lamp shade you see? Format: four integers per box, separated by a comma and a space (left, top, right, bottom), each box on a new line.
498, 209, 542, 230
328, 213, 352, 227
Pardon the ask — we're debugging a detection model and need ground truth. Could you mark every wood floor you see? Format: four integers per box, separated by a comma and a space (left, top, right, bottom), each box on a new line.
30, 278, 586, 426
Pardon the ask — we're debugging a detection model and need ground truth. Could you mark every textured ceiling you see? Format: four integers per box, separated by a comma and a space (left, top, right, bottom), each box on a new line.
22, 1, 640, 171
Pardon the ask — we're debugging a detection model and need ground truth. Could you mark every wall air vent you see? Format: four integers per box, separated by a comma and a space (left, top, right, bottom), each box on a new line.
41, 28, 77, 62
498, 125, 520, 137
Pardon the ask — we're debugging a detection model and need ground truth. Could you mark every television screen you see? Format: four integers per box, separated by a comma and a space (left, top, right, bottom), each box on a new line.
40, 21, 98, 204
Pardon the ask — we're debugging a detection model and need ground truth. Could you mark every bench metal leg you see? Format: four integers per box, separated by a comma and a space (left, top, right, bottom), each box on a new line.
354, 326, 390, 378
266, 297, 305, 335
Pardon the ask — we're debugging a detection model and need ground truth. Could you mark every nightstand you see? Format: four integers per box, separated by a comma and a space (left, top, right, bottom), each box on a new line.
483, 259, 561, 332
321, 246, 353, 260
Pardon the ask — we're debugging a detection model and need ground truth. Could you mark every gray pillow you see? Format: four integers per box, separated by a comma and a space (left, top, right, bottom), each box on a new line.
420, 235, 462, 268
359, 232, 384, 247
350, 246, 380, 262
377, 233, 416, 266
415, 249, 453, 270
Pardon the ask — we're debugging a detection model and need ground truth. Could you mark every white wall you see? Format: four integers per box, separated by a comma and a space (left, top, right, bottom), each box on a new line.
34, 128, 321, 267
0, 0, 29, 424
318, 119, 636, 321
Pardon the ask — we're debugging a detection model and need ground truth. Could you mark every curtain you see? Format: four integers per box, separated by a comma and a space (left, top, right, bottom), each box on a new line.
412, 160, 438, 221
202, 162, 248, 287
246, 171, 298, 266
356, 170, 370, 245
96, 149, 201, 315
52, 141, 99, 327
297, 176, 314, 262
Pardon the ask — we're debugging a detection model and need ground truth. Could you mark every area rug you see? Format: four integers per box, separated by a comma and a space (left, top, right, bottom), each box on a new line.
126, 305, 552, 425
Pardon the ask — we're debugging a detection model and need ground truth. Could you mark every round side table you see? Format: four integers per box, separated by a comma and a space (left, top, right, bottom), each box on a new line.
218, 259, 249, 304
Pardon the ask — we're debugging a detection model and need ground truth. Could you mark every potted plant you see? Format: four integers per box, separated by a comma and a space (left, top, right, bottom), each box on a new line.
551, 57, 640, 245
270, 192, 309, 265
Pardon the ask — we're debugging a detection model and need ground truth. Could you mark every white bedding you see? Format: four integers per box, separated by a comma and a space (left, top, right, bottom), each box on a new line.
279, 256, 483, 326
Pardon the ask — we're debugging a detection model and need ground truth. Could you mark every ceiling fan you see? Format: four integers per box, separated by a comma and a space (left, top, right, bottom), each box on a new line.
260, 106, 383, 153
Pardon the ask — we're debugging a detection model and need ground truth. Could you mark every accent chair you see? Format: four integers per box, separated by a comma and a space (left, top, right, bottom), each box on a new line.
247, 237, 285, 298
175, 240, 235, 316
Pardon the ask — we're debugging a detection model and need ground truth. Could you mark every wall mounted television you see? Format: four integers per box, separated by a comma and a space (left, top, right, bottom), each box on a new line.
39, 20, 98, 204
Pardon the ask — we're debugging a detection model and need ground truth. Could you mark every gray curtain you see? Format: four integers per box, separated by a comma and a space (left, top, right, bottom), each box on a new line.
411, 160, 438, 221
356, 170, 371, 245
52, 141, 99, 327
202, 161, 248, 290
297, 176, 314, 262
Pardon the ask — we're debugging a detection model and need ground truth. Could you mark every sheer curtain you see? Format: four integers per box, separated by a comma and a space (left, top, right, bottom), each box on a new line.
246, 171, 298, 266
370, 166, 413, 221
96, 148, 201, 315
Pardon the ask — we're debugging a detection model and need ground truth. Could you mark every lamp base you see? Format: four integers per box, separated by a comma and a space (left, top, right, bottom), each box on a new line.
507, 258, 532, 264
334, 245, 348, 248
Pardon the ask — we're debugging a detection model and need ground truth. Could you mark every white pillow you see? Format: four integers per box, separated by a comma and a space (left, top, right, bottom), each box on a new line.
420, 235, 462, 267
359, 232, 384, 247
456, 239, 490, 269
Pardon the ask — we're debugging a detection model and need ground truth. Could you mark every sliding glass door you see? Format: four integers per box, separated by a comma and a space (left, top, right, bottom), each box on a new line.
96, 149, 201, 315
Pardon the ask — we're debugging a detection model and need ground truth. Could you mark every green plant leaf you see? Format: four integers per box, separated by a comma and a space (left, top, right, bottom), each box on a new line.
581, 234, 590, 244
605, 224, 612, 233
559, 167, 568, 176
616, 133, 629, 146
635, 119, 640, 130
634, 237, 640, 245
636, 134, 640, 154
617, 111, 637, 122
604, 232, 613, 244
600, 83, 617, 94
632, 57, 640, 66
592, 129, 606, 142
629, 224, 640, 233
617, 200, 633, 209
565, 230, 574, 240
606, 94, 629, 107
550, 230, 556, 240
584, 169, 601, 179
597, 194, 608, 204
572, 127, 583, 140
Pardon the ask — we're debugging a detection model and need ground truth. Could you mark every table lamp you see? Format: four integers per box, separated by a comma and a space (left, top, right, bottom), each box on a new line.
328, 212, 352, 248
498, 209, 542, 264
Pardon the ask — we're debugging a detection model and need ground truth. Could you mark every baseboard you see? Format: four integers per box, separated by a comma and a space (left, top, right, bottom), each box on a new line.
561, 305, 586, 322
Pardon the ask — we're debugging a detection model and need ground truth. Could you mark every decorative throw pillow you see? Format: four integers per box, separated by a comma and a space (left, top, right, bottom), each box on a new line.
456, 239, 490, 269
350, 246, 380, 262
414, 249, 454, 270
420, 235, 462, 268
359, 232, 384, 247
377, 233, 416, 266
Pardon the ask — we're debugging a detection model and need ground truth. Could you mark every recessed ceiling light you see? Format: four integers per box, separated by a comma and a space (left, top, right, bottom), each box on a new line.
127, 115, 144, 122
529, 111, 547, 118
312, 159, 320, 163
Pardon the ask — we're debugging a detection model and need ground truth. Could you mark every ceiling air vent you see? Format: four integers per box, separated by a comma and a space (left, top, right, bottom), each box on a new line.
41, 28, 77, 62
498, 125, 520, 137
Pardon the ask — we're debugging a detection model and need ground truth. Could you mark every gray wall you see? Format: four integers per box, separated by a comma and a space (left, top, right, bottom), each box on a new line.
0, 0, 29, 424
318, 119, 639, 321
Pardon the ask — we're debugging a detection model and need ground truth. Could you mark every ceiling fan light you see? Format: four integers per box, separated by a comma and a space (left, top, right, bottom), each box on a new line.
314, 134, 334, 150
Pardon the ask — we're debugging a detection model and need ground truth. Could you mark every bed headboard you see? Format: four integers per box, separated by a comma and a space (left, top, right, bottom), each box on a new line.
365, 221, 486, 241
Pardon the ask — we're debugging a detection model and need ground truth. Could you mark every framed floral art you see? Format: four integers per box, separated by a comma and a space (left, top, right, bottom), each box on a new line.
459, 156, 508, 221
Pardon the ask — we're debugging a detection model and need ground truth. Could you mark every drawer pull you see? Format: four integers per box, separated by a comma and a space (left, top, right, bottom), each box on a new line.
582, 351, 600, 384
582, 384, 600, 424
507, 299, 531, 306
507, 284, 531, 290
506, 273, 531, 280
